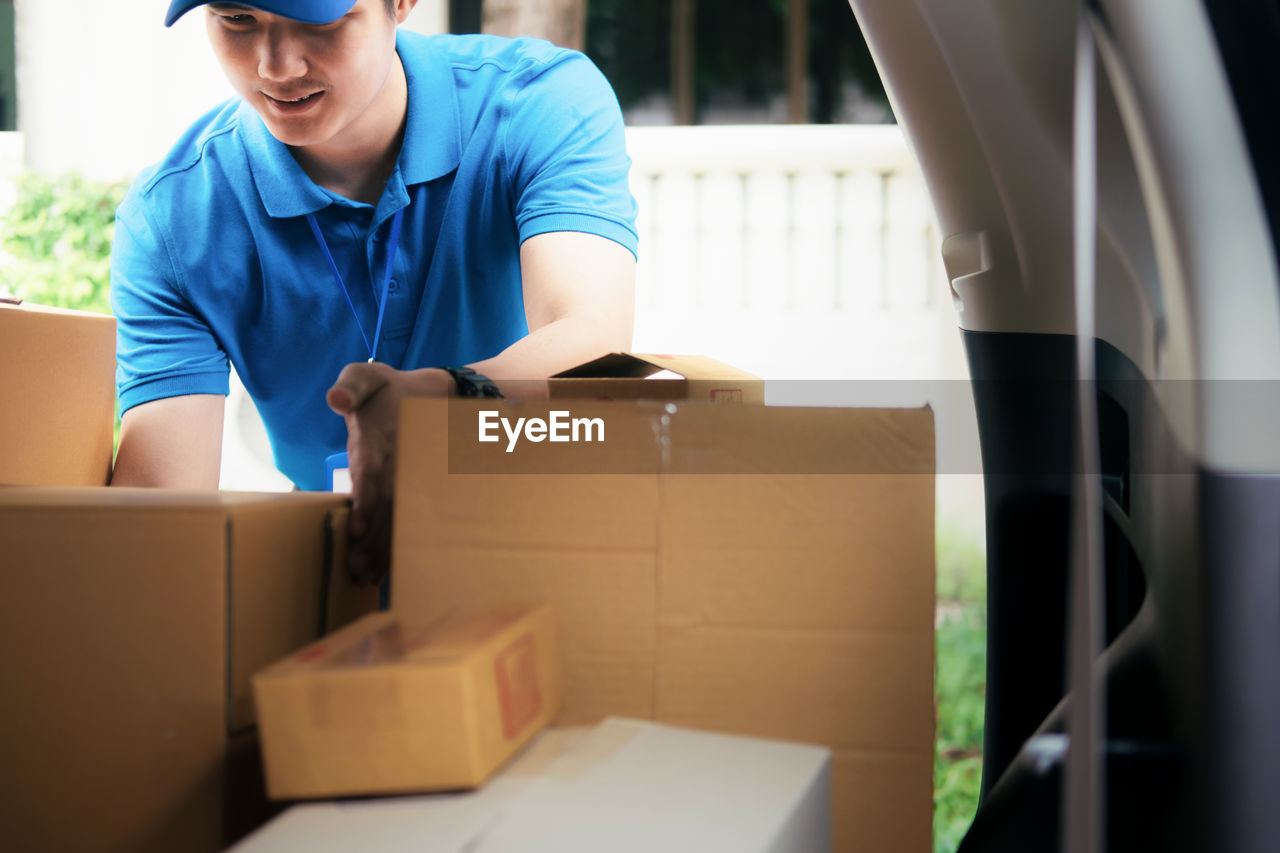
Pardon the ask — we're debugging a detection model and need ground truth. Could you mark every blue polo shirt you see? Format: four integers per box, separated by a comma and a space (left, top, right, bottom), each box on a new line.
111, 31, 638, 490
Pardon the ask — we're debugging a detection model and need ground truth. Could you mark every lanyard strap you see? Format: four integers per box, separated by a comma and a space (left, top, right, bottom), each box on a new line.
306, 207, 405, 363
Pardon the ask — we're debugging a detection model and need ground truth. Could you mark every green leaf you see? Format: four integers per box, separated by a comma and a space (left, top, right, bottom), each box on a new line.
0, 170, 127, 316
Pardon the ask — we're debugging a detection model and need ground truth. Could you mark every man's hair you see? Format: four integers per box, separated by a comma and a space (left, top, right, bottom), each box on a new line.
383, 0, 397, 16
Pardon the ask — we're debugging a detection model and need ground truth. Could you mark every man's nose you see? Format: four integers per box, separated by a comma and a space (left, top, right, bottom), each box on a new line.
257, 28, 308, 82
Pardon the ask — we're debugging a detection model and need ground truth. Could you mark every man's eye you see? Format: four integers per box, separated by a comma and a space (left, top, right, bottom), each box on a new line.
219, 13, 256, 25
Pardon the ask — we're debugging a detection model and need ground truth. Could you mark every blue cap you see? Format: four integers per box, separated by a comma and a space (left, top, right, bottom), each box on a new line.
165, 1, 359, 27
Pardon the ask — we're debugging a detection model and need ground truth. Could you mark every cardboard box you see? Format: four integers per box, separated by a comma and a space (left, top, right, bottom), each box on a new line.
0, 487, 378, 853
391, 398, 935, 853
254, 603, 562, 799
548, 352, 763, 403
231, 718, 832, 853
0, 301, 116, 486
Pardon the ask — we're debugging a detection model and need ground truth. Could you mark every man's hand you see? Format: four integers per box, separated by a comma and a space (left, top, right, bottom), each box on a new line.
325, 231, 634, 587
326, 363, 453, 587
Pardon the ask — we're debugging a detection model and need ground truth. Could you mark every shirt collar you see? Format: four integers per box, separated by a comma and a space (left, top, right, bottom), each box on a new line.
237, 100, 332, 219
397, 30, 461, 187
238, 31, 460, 220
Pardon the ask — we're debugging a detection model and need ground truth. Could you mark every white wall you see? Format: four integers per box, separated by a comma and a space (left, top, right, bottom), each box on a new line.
13, 0, 447, 180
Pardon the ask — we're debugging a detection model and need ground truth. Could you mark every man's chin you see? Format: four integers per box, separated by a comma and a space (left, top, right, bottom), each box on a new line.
260, 119, 329, 150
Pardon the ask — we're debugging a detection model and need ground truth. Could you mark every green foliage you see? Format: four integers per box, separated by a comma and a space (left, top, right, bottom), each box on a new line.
937, 520, 988, 604
934, 605, 987, 853
934, 525, 987, 851
0, 171, 127, 315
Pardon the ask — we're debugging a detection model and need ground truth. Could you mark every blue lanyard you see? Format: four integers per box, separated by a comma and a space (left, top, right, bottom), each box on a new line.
306, 207, 405, 363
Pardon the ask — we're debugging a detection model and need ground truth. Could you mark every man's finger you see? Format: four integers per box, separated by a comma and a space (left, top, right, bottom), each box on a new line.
326, 361, 391, 415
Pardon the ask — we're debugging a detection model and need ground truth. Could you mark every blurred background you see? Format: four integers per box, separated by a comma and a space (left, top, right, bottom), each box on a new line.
0, 2, 986, 848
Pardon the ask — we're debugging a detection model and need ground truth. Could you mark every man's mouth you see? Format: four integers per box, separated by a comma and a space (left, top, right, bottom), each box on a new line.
264, 91, 326, 113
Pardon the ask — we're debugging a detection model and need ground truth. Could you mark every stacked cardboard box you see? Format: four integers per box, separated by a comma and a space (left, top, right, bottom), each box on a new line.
4, 318, 934, 853
0, 487, 377, 852
391, 394, 936, 853
0, 301, 116, 486
254, 603, 562, 799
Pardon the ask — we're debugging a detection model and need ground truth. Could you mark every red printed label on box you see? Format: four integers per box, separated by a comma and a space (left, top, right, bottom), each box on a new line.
709, 388, 743, 403
494, 632, 541, 740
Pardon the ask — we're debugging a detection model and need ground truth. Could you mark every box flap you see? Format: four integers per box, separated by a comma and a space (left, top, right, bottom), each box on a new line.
0, 485, 346, 510
226, 494, 375, 733
551, 352, 760, 383
549, 354, 764, 404
552, 353, 668, 379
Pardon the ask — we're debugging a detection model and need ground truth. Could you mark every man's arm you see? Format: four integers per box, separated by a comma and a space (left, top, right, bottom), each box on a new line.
327, 230, 636, 585
110, 394, 225, 488
471, 230, 636, 383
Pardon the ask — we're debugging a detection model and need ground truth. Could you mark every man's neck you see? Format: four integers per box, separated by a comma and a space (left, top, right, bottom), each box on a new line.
290, 54, 409, 207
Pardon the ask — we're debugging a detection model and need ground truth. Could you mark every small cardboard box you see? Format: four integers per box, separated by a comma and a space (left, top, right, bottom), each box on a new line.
0, 301, 116, 486
392, 397, 935, 853
231, 718, 832, 853
254, 603, 562, 800
0, 487, 377, 853
548, 352, 763, 403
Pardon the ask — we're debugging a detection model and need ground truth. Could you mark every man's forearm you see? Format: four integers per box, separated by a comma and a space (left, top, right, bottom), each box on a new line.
463, 310, 633, 398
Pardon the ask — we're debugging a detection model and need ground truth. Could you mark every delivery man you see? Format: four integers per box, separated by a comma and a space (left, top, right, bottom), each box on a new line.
109, 0, 639, 583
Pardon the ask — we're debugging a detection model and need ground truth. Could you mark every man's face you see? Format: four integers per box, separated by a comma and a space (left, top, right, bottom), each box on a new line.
205, 0, 401, 150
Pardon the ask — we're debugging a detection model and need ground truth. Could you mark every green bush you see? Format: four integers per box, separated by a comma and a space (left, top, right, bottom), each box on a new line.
0, 171, 127, 314
934, 605, 987, 853
934, 522, 987, 851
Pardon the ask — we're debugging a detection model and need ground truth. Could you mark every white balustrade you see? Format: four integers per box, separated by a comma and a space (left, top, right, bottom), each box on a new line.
624, 124, 957, 384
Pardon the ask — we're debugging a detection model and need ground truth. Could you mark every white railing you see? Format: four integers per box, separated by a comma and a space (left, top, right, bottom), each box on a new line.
625, 124, 959, 385
622, 125, 983, 534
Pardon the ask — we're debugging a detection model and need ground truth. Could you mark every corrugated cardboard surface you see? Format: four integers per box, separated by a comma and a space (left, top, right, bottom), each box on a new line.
231, 718, 832, 853
0, 487, 377, 853
0, 302, 116, 486
391, 398, 935, 853
548, 352, 764, 403
254, 603, 561, 799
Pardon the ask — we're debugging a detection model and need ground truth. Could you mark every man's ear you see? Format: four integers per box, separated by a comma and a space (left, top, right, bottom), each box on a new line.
394, 0, 420, 25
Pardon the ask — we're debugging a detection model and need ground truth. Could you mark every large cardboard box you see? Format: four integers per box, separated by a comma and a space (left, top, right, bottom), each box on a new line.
0, 487, 378, 853
392, 398, 936, 853
0, 301, 116, 486
231, 718, 832, 853
548, 352, 763, 403
254, 603, 562, 799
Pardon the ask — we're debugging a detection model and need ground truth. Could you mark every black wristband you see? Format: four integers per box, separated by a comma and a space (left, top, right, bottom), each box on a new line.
440, 366, 504, 398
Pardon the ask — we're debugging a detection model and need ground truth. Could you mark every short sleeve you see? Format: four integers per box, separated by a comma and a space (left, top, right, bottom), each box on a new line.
110, 188, 230, 415
503, 49, 639, 258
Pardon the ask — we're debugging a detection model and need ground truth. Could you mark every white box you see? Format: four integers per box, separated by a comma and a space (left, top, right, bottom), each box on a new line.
229, 718, 832, 852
